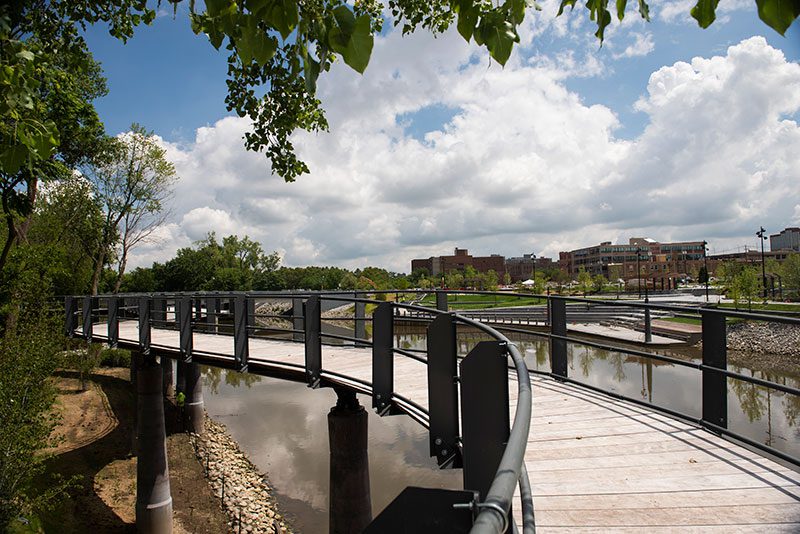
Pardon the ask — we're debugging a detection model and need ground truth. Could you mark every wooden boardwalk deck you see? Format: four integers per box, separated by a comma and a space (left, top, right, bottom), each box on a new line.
112, 321, 800, 532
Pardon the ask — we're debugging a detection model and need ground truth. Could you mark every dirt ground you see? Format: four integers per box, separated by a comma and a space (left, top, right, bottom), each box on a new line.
41, 368, 230, 533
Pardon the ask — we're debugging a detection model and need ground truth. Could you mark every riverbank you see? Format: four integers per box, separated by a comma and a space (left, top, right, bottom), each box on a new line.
42, 367, 292, 533
189, 416, 292, 534
727, 322, 800, 375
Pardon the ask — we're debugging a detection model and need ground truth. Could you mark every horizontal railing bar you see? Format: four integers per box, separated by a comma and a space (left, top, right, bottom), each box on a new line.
319, 332, 371, 345
549, 333, 703, 370
392, 348, 427, 365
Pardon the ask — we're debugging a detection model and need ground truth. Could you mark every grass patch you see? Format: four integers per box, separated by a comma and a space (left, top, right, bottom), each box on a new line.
717, 302, 800, 312
414, 294, 547, 309
662, 316, 702, 325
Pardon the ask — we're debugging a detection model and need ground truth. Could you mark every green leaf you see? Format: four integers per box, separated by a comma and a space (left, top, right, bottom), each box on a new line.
616, 0, 628, 21
557, 0, 578, 16
480, 20, 517, 66
236, 16, 277, 66
756, 0, 800, 35
15, 50, 35, 62
639, 0, 651, 20
304, 53, 320, 93
0, 145, 29, 175
456, 1, 479, 42
342, 14, 374, 73
205, 0, 232, 18
262, 0, 299, 39
690, 0, 719, 28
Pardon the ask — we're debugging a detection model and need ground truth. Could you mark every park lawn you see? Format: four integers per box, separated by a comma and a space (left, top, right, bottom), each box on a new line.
717, 302, 800, 312
662, 316, 702, 326
414, 293, 547, 309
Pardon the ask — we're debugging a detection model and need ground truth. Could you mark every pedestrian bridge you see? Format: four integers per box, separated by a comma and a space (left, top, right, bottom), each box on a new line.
68, 291, 800, 532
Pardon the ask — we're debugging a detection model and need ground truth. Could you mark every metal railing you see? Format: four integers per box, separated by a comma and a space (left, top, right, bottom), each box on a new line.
64, 291, 535, 533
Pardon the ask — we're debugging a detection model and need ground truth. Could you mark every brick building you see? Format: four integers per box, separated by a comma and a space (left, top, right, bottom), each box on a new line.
411, 248, 506, 279
505, 254, 556, 282
770, 227, 800, 252
559, 237, 707, 288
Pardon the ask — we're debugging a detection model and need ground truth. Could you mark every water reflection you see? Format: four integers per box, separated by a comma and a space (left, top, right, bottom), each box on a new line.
202, 369, 461, 534
392, 325, 800, 458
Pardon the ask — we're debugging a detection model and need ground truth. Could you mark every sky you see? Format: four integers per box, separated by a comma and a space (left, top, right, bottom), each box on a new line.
81, 1, 800, 273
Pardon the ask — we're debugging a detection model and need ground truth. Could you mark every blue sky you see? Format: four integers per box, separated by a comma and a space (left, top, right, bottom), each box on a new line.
80, 3, 800, 271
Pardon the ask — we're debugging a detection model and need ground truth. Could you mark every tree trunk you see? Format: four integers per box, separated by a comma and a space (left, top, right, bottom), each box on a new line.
113, 246, 128, 293
90, 250, 106, 295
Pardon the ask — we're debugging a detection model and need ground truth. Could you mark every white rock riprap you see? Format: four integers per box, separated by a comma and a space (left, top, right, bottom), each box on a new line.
189, 417, 292, 534
726, 321, 800, 358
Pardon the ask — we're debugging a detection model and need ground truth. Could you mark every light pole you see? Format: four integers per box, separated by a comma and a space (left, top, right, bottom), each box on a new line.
531, 253, 537, 287
757, 226, 767, 299
636, 249, 641, 299
702, 240, 709, 303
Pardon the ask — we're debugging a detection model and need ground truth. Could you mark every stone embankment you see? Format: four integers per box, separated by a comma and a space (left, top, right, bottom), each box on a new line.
189, 417, 292, 534
726, 322, 800, 372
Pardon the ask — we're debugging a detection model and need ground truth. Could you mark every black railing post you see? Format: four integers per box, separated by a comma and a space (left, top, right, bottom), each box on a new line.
304, 295, 321, 388
207, 297, 219, 334
644, 306, 652, 344
82, 296, 95, 343
550, 298, 568, 379
139, 297, 151, 357
293, 297, 304, 342
178, 296, 193, 362
460, 341, 510, 505
247, 296, 256, 333
108, 296, 119, 348
354, 292, 367, 347
65, 296, 77, 338
234, 295, 249, 372
435, 290, 448, 312
372, 302, 394, 415
701, 310, 727, 429
426, 313, 462, 468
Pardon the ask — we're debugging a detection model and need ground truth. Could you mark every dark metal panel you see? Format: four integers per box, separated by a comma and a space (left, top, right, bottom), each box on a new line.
65, 296, 77, 338
363, 486, 477, 534
139, 297, 151, 356
292, 297, 304, 342
702, 310, 727, 428
247, 296, 256, 331
426, 313, 461, 468
304, 295, 321, 388
194, 295, 203, 322
178, 297, 193, 362
82, 296, 94, 342
107, 296, 119, 348
207, 297, 219, 334
436, 290, 448, 312
550, 298, 568, 378
153, 297, 166, 325
644, 308, 652, 344
354, 292, 367, 347
372, 302, 394, 414
234, 295, 249, 372
460, 341, 510, 501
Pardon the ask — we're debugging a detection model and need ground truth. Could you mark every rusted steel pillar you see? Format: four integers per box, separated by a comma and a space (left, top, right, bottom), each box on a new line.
136, 360, 173, 533
183, 362, 204, 434
328, 388, 371, 533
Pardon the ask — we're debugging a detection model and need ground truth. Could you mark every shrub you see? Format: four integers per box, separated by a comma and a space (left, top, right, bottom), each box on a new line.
99, 347, 131, 368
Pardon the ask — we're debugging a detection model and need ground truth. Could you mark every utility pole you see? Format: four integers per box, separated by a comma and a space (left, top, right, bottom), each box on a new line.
636, 250, 641, 299
757, 226, 768, 299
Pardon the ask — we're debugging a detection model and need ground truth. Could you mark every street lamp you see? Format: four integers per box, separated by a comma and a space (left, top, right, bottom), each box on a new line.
636, 249, 641, 299
531, 253, 537, 286
702, 240, 709, 303
756, 226, 768, 299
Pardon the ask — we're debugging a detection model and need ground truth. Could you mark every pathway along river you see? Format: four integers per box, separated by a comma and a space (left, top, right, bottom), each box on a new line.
202, 325, 800, 533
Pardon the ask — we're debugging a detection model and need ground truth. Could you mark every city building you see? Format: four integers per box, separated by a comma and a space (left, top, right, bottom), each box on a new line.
558, 237, 707, 288
505, 254, 556, 282
770, 227, 800, 252
411, 248, 506, 279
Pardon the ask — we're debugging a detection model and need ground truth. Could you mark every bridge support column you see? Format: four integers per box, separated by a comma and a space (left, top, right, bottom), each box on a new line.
161, 357, 173, 398
176, 361, 186, 395
183, 362, 204, 434
328, 388, 371, 534
136, 360, 173, 534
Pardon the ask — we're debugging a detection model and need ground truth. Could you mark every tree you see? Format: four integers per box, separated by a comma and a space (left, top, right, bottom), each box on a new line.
108, 125, 177, 292
779, 253, 800, 300
503, 272, 512, 286
577, 267, 593, 297
80, 125, 176, 294
593, 274, 608, 293
733, 267, 761, 311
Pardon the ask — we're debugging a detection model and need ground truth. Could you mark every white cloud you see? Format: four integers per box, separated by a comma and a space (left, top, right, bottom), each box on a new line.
614, 32, 655, 59
128, 35, 799, 272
